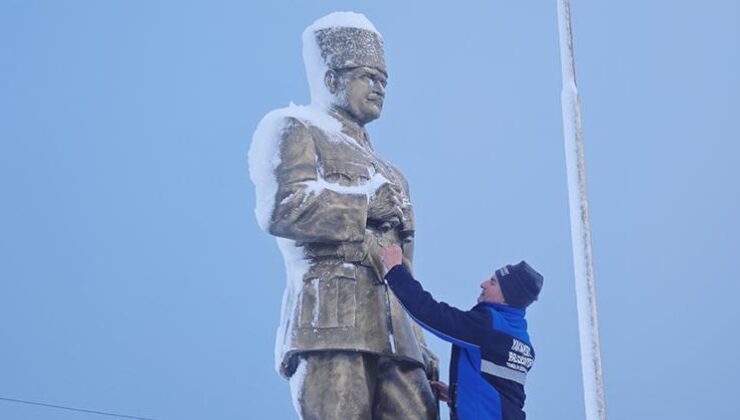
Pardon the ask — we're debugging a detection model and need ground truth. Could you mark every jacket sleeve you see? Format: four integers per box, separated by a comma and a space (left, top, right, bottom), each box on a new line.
268, 117, 369, 243
385, 264, 490, 349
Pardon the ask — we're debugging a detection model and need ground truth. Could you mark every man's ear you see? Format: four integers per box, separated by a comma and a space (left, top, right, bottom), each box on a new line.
324, 69, 339, 94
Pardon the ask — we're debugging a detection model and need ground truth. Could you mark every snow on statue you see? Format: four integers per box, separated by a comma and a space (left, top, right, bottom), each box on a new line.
248, 11, 439, 419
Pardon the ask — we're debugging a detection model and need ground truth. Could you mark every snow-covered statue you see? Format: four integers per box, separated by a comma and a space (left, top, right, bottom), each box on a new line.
249, 11, 439, 420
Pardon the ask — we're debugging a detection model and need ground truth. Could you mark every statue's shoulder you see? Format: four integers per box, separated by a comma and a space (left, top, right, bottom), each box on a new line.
249, 104, 344, 181
255, 104, 341, 142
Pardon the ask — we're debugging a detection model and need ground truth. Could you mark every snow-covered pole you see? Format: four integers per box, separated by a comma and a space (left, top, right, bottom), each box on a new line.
556, 1, 607, 420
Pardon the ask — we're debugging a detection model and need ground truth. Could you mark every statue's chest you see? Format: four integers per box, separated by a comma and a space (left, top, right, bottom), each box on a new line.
314, 134, 404, 192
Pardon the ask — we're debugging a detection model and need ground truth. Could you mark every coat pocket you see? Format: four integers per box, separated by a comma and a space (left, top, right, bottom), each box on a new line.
320, 159, 370, 186
299, 263, 357, 329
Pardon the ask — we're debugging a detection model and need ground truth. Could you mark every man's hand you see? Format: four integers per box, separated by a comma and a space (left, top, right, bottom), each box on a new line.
379, 243, 403, 271
430, 380, 450, 403
359, 233, 385, 284
368, 182, 404, 229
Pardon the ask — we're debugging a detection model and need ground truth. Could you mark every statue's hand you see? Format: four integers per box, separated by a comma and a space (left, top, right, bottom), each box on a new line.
367, 182, 403, 230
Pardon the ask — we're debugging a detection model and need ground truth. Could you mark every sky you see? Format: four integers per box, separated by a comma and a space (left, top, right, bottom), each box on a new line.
1, 1, 738, 419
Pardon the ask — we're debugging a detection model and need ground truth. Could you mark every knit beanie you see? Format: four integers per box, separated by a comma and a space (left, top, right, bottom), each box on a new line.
496, 261, 544, 308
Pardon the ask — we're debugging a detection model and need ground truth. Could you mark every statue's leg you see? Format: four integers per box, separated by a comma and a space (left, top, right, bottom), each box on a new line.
372, 357, 438, 420
289, 351, 374, 420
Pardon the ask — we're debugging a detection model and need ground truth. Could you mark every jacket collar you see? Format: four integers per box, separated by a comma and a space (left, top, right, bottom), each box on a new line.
328, 106, 373, 151
479, 302, 526, 317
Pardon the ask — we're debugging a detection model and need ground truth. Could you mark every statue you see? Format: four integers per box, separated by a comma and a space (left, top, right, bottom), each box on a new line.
249, 11, 438, 419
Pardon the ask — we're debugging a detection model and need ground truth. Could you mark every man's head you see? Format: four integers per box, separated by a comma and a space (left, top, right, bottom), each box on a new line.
303, 12, 388, 125
478, 274, 507, 305
478, 261, 544, 308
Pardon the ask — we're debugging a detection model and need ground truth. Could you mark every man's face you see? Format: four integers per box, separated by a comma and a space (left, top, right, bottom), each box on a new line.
478, 274, 507, 305
330, 66, 387, 126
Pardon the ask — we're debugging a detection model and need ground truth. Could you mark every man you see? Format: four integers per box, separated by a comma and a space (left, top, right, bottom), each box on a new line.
380, 244, 544, 420
248, 12, 438, 420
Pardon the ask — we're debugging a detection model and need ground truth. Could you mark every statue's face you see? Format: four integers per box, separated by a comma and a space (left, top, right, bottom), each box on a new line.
327, 66, 387, 126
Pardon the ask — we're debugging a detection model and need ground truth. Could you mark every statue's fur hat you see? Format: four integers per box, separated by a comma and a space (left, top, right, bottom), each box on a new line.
314, 26, 386, 73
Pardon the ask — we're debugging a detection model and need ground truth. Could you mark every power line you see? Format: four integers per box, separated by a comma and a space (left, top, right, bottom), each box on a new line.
0, 396, 156, 420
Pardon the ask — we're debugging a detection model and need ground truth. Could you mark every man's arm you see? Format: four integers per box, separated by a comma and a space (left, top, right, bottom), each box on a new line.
381, 246, 489, 348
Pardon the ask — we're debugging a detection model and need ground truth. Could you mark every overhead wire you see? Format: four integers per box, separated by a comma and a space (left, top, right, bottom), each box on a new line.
0, 396, 156, 420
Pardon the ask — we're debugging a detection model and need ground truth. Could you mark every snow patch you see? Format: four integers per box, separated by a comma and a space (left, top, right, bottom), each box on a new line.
302, 172, 389, 204
306, 11, 379, 33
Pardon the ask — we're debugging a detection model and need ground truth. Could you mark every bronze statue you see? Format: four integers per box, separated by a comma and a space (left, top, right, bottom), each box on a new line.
249, 11, 438, 419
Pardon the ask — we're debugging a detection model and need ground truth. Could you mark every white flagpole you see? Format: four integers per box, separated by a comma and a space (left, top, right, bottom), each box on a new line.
556, 1, 607, 419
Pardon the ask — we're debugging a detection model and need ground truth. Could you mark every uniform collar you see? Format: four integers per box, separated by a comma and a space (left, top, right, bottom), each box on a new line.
328, 106, 373, 151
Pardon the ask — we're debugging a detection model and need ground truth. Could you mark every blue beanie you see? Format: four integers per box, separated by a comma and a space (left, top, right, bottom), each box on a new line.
496, 261, 544, 308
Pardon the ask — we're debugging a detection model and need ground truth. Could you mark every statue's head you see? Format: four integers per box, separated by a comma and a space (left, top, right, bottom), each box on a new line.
303, 12, 388, 126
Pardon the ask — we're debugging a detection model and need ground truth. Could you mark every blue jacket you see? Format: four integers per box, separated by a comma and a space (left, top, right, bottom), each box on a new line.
385, 265, 534, 420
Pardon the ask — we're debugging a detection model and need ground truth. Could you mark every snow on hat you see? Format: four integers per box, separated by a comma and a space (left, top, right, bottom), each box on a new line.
302, 12, 386, 107
315, 27, 385, 71
496, 261, 544, 308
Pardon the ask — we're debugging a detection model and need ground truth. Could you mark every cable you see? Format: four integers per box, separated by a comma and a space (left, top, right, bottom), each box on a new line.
0, 396, 156, 420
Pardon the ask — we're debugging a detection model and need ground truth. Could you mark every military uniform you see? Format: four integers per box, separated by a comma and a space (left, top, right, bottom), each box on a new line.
267, 109, 437, 419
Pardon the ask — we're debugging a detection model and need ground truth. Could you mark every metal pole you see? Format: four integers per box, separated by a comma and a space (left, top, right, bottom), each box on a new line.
556, 1, 607, 419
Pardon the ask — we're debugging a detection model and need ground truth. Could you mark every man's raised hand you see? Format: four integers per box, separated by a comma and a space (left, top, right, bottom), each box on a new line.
379, 243, 403, 271
430, 380, 450, 403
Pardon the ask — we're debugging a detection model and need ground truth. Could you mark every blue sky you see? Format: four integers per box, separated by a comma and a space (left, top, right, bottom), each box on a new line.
1, 1, 738, 419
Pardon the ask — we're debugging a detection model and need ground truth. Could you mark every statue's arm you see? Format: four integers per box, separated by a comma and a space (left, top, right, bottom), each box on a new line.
268, 118, 368, 243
